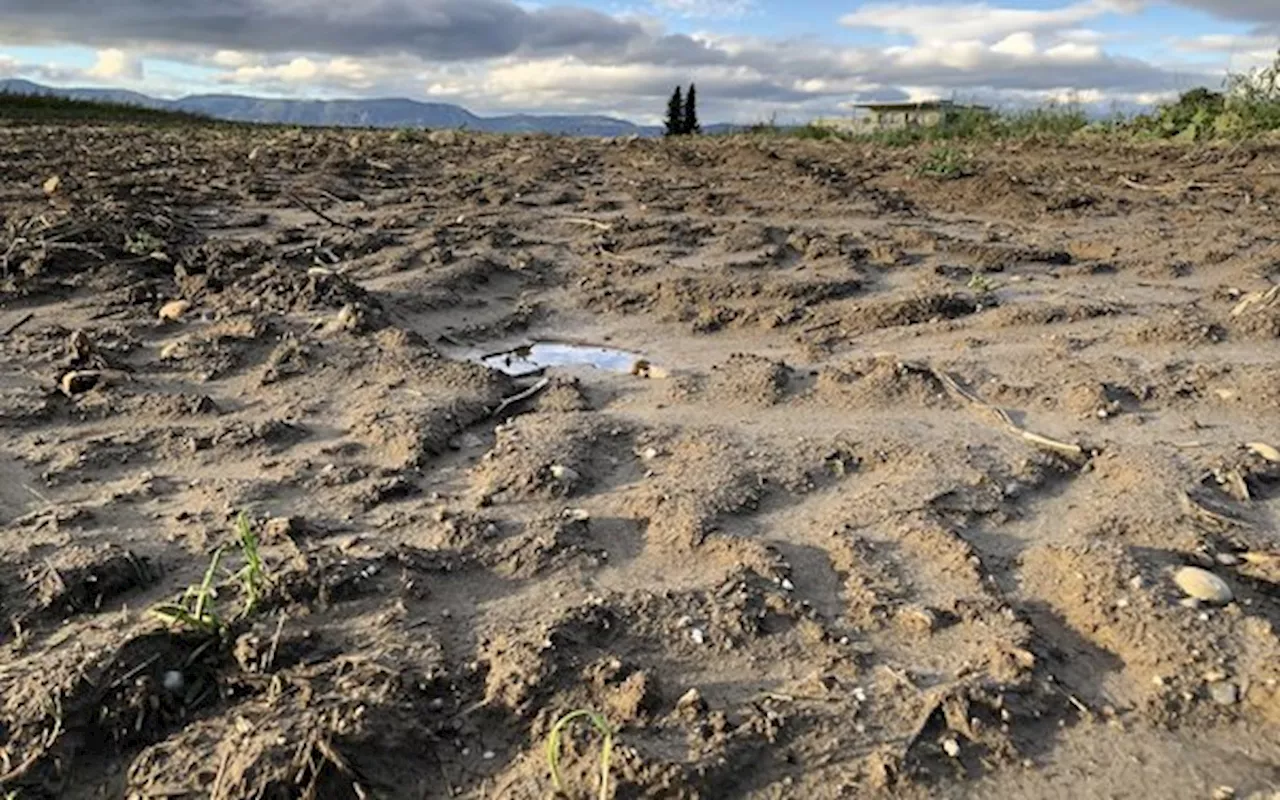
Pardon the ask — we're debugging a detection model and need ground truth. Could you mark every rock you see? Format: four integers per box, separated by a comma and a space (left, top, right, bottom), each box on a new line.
941, 737, 961, 758
676, 687, 706, 717
334, 304, 361, 331
60, 370, 102, 397
689, 627, 706, 645
43, 175, 61, 195
1209, 682, 1239, 706
158, 299, 192, 322
1174, 566, 1233, 605
162, 670, 185, 694
549, 464, 580, 484
1247, 442, 1280, 463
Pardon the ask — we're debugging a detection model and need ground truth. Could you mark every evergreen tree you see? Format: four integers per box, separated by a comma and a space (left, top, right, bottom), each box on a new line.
664, 86, 684, 137
683, 83, 701, 135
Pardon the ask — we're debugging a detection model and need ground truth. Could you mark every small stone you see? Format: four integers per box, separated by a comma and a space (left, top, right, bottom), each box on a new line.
689, 627, 706, 645
676, 687, 706, 717
549, 464, 580, 484
1209, 682, 1239, 706
162, 670, 185, 693
1212, 787, 1236, 800
158, 299, 192, 322
1174, 567, 1233, 605
780, 578, 795, 592
941, 737, 961, 758
482, 750, 496, 760
43, 175, 61, 195
640, 447, 660, 461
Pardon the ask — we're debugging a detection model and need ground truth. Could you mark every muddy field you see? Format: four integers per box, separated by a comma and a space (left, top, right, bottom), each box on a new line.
1, 124, 1280, 799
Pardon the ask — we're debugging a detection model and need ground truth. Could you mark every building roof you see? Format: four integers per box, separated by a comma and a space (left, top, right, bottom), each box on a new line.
853, 100, 989, 111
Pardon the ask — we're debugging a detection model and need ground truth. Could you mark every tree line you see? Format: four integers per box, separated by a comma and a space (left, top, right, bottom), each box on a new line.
664, 84, 701, 136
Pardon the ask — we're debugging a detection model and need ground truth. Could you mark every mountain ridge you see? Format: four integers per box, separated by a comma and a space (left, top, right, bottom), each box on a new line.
0, 78, 733, 136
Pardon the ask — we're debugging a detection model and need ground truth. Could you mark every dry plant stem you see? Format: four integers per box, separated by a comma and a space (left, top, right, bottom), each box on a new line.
547, 710, 615, 800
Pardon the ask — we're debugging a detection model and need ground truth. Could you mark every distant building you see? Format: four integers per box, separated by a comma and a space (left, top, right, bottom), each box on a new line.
814, 100, 991, 134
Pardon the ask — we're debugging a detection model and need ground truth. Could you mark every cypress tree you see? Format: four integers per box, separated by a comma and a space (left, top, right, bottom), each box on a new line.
683, 83, 701, 135
664, 86, 684, 137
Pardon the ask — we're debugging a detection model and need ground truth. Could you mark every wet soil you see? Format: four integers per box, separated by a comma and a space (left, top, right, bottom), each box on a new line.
2, 125, 1280, 799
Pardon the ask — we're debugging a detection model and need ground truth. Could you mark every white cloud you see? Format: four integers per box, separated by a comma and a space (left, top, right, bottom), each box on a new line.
219, 56, 380, 89
991, 32, 1038, 57
840, 0, 1137, 44
87, 48, 143, 81
652, 0, 755, 18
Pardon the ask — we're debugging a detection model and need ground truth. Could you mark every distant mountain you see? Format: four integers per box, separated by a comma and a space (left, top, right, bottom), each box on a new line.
0, 78, 679, 136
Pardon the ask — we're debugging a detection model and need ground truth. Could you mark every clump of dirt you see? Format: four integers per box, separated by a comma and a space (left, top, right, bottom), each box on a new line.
810, 357, 957, 409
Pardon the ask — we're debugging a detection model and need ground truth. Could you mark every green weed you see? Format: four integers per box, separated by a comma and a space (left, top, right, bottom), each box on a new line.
967, 273, 999, 296
151, 546, 225, 634
233, 511, 268, 619
150, 512, 272, 634
547, 709, 615, 800
917, 146, 974, 180
124, 230, 165, 257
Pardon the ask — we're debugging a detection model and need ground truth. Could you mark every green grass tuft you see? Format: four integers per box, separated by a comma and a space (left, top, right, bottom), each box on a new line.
917, 145, 974, 180
150, 511, 273, 635
151, 546, 225, 635
233, 511, 269, 620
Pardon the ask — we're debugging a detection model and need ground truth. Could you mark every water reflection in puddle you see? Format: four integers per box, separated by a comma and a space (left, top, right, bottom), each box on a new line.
479, 341, 648, 378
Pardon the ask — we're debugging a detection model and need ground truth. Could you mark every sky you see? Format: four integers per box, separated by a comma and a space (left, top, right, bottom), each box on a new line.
0, 0, 1278, 124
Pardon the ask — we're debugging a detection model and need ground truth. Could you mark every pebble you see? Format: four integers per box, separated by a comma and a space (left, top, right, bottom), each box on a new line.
158, 299, 192, 322
1209, 682, 1239, 706
689, 628, 706, 645
941, 737, 961, 758
1174, 567, 1233, 605
780, 578, 795, 592
549, 464, 580, 484
640, 447, 660, 461
162, 670, 185, 694
676, 687, 706, 716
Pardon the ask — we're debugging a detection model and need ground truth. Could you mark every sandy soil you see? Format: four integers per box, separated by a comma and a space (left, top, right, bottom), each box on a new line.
2, 125, 1280, 799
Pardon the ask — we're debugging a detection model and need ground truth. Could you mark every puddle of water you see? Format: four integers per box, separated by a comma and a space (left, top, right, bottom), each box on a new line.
478, 341, 646, 378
